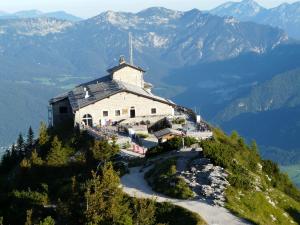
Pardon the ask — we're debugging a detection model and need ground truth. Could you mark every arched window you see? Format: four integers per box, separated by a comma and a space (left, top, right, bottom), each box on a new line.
82, 114, 93, 127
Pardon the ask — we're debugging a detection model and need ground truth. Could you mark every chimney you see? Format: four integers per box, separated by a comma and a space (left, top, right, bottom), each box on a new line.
119, 55, 126, 65
84, 87, 90, 99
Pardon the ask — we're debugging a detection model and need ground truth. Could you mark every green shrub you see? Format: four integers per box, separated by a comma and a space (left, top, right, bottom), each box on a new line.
137, 133, 149, 139
173, 178, 195, 199
146, 137, 183, 158
262, 160, 300, 201
12, 189, 48, 206
146, 145, 165, 158
262, 160, 280, 175
90, 140, 119, 162
201, 140, 235, 169
228, 174, 252, 190
123, 141, 131, 149
145, 158, 194, 199
164, 137, 183, 151
39, 216, 55, 225
46, 136, 70, 167
172, 118, 186, 124
128, 157, 146, 168
226, 164, 252, 190
184, 136, 199, 147
155, 202, 206, 225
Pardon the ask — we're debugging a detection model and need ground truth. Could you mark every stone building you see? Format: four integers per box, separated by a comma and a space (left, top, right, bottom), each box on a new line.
49, 57, 176, 127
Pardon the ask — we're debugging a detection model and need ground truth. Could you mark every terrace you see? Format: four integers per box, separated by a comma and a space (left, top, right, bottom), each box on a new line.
83, 107, 213, 157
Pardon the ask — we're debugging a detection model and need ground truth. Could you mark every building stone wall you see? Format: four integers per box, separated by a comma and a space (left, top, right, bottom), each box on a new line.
74, 91, 174, 126
52, 98, 73, 126
112, 67, 144, 87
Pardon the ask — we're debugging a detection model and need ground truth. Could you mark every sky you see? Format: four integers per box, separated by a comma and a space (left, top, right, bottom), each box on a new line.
0, 0, 298, 18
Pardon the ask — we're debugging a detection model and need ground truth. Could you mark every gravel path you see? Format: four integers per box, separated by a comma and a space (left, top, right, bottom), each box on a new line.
121, 167, 251, 225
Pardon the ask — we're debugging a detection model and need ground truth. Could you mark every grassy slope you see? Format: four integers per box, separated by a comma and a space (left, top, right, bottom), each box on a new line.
281, 164, 300, 188
201, 129, 300, 225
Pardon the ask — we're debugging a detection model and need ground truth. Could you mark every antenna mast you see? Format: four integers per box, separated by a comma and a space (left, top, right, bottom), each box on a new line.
129, 32, 133, 65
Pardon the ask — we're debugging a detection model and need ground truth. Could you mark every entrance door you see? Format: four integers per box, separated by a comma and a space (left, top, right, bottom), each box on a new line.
130, 109, 136, 118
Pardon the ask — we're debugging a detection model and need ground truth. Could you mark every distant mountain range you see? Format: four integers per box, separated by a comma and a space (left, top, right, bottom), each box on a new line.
0, 10, 82, 21
0, 6, 299, 170
210, 0, 300, 39
1, 1, 300, 38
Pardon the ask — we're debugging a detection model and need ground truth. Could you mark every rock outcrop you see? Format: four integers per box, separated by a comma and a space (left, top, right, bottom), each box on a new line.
180, 157, 229, 206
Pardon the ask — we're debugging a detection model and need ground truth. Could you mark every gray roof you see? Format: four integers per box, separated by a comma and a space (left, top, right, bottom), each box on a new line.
50, 76, 175, 112
154, 128, 183, 138
49, 92, 69, 104
107, 62, 145, 73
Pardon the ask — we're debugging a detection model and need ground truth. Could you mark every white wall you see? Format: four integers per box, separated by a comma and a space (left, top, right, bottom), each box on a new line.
112, 66, 144, 87
75, 91, 174, 126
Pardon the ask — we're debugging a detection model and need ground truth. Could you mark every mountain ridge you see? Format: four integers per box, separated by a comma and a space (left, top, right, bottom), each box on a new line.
210, 0, 300, 39
0, 10, 82, 22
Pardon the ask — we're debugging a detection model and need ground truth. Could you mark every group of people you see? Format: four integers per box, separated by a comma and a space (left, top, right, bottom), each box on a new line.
197, 122, 210, 132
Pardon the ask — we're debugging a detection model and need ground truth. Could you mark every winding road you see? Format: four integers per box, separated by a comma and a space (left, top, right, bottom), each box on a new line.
121, 167, 251, 225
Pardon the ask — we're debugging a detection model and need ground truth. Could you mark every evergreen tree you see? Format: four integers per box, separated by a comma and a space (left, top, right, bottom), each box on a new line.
85, 163, 132, 225
133, 198, 156, 225
250, 140, 258, 153
17, 133, 25, 157
20, 158, 31, 169
9, 143, 19, 166
39, 216, 55, 225
11, 144, 17, 159
25, 209, 33, 225
26, 126, 34, 153
20, 150, 44, 169
46, 136, 67, 166
237, 137, 246, 148
230, 131, 239, 141
91, 140, 119, 163
0, 150, 11, 172
30, 149, 43, 166
38, 122, 49, 147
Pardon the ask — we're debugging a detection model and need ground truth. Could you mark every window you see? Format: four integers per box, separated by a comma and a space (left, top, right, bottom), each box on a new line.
151, 108, 157, 114
122, 108, 128, 115
103, 111, 109, 117
82, 114, 93, 127
59, 106, 68, 114
115, 110, 121, 116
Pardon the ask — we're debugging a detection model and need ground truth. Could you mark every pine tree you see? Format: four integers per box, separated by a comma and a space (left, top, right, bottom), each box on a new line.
38, 122, 49, 147
85, 163, 132, 225
30, 149, 43, 166
25, 209, 33, 225
20, 158, 31, 169
230, 131, 239, 141
91, 140, 119, 163
26, 126, 34, 153
133, 198, 156, 225
250, 140, 258, 153
21, 149, 44, 169
17, 133, 25, 157
39, 216, 55, 225
10, 143, 18, 162
46, 136, 67, 166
